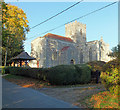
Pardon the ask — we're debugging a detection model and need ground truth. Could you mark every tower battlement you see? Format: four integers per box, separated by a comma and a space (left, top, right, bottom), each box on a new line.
65, 21, 86, 43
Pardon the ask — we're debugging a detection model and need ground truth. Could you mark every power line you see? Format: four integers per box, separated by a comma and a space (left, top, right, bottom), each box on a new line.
26, 1, 117, 41
30, 0, 84, 30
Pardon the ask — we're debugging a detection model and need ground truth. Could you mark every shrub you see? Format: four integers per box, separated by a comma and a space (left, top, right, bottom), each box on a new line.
47, 65, 77, 85
100, 67, 120, 95
4, 67, 48, 81
74, 64, 91, 84
87, 61, 106, 72
102, 59, 119, 72
87, 61, 106, 83
47, 64, 91, 85
3, 64, 91, 85
2, 66, 11, 74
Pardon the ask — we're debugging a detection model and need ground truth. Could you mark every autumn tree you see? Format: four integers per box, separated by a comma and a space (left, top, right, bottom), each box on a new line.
2, 2, 29, 66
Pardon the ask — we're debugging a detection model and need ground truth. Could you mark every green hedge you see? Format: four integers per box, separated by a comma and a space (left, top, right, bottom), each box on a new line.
74, 64, 91, 84
47, 65, 77, 85
47, 64, 91, 85
2, 64, 91, 85
2, 67, 48, 81
2, 66, 10, 75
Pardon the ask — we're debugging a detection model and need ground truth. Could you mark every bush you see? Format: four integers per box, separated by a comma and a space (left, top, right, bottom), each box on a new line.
87, 61, 106, 83
102, 59, 119, 72
87, 61, 106, 72
46, 65, 76, 85
47, 64, 91, 85
74, 64, 91, 84
2, 64, 91, 85
2, 66, 11, 74
3, 67, 48, 81
100, 67, 120, 95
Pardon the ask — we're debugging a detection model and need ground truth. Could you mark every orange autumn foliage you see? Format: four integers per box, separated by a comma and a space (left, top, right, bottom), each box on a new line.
90, 91, 119, 108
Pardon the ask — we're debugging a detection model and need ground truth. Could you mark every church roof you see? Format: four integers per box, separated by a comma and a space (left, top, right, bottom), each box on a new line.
43, 33, 73, 42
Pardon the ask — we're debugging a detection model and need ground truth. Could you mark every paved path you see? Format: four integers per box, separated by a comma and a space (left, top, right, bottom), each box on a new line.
2, 79, 78, 108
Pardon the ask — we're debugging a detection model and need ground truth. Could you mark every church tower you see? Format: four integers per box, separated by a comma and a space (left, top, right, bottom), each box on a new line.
65, 21, 86, 44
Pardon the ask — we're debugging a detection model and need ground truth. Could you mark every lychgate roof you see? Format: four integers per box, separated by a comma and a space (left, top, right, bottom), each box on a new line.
12, 51, 36, 60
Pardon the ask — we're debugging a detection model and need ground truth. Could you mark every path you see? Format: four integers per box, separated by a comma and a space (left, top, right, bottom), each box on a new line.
2, 79, 78, 108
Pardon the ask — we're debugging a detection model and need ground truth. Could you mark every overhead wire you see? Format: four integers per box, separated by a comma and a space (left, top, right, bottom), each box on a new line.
26, 1, 117, 41
30, 0, 84, 30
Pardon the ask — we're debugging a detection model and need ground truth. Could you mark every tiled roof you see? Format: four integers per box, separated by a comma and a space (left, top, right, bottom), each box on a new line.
43, 33, 73, 42
12, 51, 36, 60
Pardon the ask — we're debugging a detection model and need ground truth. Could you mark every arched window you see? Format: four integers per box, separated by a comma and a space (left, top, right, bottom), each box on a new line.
80, 52, 83, 63
52, 52, 57, 60
89, 48, 92, 61
80, 29, 82, 36
70, 59, 75, 64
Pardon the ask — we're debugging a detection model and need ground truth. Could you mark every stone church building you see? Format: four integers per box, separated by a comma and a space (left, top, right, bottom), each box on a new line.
30, 21, 112, 68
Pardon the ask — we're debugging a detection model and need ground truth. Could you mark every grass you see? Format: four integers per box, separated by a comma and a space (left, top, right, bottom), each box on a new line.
3, 74, 101, 89
3, 74, 51, 88
78, 89, 105, 108
3, 74, 24, 79
82, 91, 120, 108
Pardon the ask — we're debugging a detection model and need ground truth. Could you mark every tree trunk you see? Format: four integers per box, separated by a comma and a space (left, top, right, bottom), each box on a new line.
4, 36, 9, 66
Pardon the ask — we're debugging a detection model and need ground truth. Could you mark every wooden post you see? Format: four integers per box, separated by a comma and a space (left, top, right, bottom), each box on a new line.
14, 62, 15, 67
20, 60, 22, 67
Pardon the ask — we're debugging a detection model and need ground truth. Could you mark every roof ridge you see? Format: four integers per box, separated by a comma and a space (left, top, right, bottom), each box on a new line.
43, 33, 73, 42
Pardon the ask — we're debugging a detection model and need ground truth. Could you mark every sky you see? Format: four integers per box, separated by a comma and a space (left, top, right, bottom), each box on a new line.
5, 1, 118, 54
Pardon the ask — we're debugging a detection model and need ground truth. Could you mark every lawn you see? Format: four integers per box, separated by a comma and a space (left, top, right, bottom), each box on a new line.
3, 74, 51, 88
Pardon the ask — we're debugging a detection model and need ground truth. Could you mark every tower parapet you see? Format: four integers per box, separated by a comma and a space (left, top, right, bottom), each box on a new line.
65, 21, 86, 44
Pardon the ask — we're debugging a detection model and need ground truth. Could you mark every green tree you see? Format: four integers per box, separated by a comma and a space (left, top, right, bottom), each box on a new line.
2, 2, 29, 66
108, 45, 120, 59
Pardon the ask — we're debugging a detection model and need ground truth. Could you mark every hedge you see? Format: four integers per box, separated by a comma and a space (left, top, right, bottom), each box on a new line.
74, 64, 91, 84
1, 66, 10, 75
2, 67, 48, 81
47, 64, 91, 85
2, 64, 91, 85
46, 65, 77, 85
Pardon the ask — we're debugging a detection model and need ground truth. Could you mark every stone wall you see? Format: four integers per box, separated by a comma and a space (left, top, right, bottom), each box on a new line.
45, 37, 79, 68
30, 37, 46, 67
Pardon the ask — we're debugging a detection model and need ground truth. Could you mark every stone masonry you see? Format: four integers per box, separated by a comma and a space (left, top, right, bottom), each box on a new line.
30, 21, 112, 68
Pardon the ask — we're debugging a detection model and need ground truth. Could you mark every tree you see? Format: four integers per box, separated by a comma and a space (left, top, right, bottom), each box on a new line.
2, 2, 29, 66
108, 45, 120, 60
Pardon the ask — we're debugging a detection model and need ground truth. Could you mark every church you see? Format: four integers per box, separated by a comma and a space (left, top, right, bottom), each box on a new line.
30, 21, 112, 68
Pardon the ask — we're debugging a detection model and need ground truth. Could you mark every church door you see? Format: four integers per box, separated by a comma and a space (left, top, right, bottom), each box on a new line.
37, 61, 39, 68
89, 48, 92, 61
